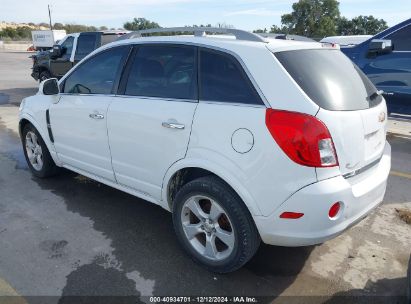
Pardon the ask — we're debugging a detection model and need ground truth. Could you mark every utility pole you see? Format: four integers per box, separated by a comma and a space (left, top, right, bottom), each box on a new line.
48, 5, 53, 30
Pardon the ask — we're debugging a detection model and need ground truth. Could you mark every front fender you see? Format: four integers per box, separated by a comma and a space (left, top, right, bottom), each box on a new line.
19, 110, 61, 167
161, 156, 262, 216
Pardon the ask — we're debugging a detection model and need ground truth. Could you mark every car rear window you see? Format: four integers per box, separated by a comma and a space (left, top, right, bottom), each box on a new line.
275, 49, 382, 111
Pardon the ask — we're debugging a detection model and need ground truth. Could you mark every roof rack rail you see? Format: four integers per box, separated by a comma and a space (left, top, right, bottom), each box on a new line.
117, 27, 267, 43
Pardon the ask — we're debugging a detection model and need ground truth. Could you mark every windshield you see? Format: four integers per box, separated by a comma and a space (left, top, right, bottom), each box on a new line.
275, 49, 382, 111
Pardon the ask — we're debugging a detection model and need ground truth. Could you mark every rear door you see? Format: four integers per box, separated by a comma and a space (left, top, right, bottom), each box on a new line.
107, 44, 198, 200
275, 49, 387, 175
74, 33, 101, 64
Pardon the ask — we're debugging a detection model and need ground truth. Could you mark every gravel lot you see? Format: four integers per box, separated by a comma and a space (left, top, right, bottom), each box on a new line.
0, 51, 410, 304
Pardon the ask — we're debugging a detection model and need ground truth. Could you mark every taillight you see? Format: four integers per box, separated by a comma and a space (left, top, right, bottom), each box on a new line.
328, 202, 341, 218
265, 109, 338, 167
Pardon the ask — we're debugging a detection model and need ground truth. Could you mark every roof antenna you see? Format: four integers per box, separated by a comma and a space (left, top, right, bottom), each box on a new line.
48, 4, 53, 30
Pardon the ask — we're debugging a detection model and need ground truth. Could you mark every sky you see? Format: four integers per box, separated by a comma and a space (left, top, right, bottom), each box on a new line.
1, 0, 410, 31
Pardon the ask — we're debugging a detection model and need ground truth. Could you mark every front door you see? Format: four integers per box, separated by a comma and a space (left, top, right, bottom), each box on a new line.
107, 44, 198, 200
50, 45, 131, 182
50, 36, 75, 77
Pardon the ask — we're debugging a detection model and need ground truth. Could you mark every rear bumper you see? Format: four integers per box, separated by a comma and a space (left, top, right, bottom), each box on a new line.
254, 141, 391, 246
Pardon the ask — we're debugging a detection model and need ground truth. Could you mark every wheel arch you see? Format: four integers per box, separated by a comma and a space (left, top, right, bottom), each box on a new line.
19, 114, 60, 166
162, 159, 262, 216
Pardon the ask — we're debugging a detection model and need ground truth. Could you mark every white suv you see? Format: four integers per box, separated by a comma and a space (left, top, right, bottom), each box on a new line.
19, 27, 391, 273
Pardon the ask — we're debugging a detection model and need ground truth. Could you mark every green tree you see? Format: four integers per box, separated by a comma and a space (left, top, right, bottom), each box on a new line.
63, 24, 97, 33
53, 23, 65, 30
15, 26, 32, 39
280, 0, 340, 37
0, 27, 18, 39
269, 25, 291, 34
123, 18, 160, 31
337, 15, 388, 35
253, 28, 268, 33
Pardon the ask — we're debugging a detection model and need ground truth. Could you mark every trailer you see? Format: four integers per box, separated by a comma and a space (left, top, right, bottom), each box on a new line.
31, 30, 67, 51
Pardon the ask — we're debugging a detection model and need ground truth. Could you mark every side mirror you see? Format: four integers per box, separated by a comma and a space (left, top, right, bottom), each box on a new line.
40, 78, 59, 95
368, 39, 393, 56
50, 44, 62, 59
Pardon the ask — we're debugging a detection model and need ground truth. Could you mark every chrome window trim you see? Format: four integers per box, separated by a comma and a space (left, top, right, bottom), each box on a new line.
114, 95, 198, 104
343, 156, 382, 179
59, 92, 198, 104
199, 100, 266, 108
59, 93, 117, 97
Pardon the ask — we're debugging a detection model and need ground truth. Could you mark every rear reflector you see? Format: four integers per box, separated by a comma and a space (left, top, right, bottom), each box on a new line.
329, 202, 341, 218
265, 109, 338, 167
280, 212, 304, 219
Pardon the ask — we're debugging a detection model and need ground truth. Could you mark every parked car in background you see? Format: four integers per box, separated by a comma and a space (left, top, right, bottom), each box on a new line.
320, 35, 372, 46
31, 30, 67, 51
30, 30, 128, 82
19, 27, 390, 272
341, 18, 411, 115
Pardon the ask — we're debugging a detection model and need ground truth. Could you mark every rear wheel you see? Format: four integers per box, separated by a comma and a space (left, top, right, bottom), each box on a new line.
22, 123, 58, 178
172, 176, 260, 273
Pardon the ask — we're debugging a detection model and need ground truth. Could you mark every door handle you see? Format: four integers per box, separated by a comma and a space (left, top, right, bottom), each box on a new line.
162, 122, 185, 130
89, 113, 104, 119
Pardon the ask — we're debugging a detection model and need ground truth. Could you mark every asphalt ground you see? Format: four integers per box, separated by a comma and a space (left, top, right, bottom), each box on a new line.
0, 51, 410, 304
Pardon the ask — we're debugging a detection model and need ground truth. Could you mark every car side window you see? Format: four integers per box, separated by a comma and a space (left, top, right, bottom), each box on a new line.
63, 46, 129, 94
61, 36, 74, 58
199, 48, 263, 105
387, 25, 411, 51
124, 45, 197, 100
75, 34, 98, 60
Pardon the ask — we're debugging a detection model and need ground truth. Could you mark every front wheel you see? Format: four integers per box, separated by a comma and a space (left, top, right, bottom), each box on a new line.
172, 176, 260, 273
22, 123, 58, 178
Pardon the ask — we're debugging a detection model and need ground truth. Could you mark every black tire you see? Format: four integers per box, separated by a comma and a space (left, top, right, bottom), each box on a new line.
172, 175, 260, 273
39, 70, 51, 82
22, 123, 58, 178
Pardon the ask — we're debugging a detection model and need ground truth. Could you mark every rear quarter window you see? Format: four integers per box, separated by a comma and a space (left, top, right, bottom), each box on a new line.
275, 49, 382, 111
199, 48, 264, 105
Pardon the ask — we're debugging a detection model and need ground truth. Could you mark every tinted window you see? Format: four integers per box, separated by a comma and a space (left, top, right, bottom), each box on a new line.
75, 34, 97, 59
199, 49, 263, 105
61, 36, 74, 57
387, 25, 411, 51
64, 46, 129, 94
275, 49, 382, 111
124, 45, 197, 100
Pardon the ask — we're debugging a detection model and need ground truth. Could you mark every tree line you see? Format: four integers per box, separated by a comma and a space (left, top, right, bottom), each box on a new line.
0, 23, 119, 40
254, 0, 388, 37
0, 0, 389, 41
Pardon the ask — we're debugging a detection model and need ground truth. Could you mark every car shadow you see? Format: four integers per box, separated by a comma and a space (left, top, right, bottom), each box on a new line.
0, 122, 313, 302
32, 169, 313, 302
